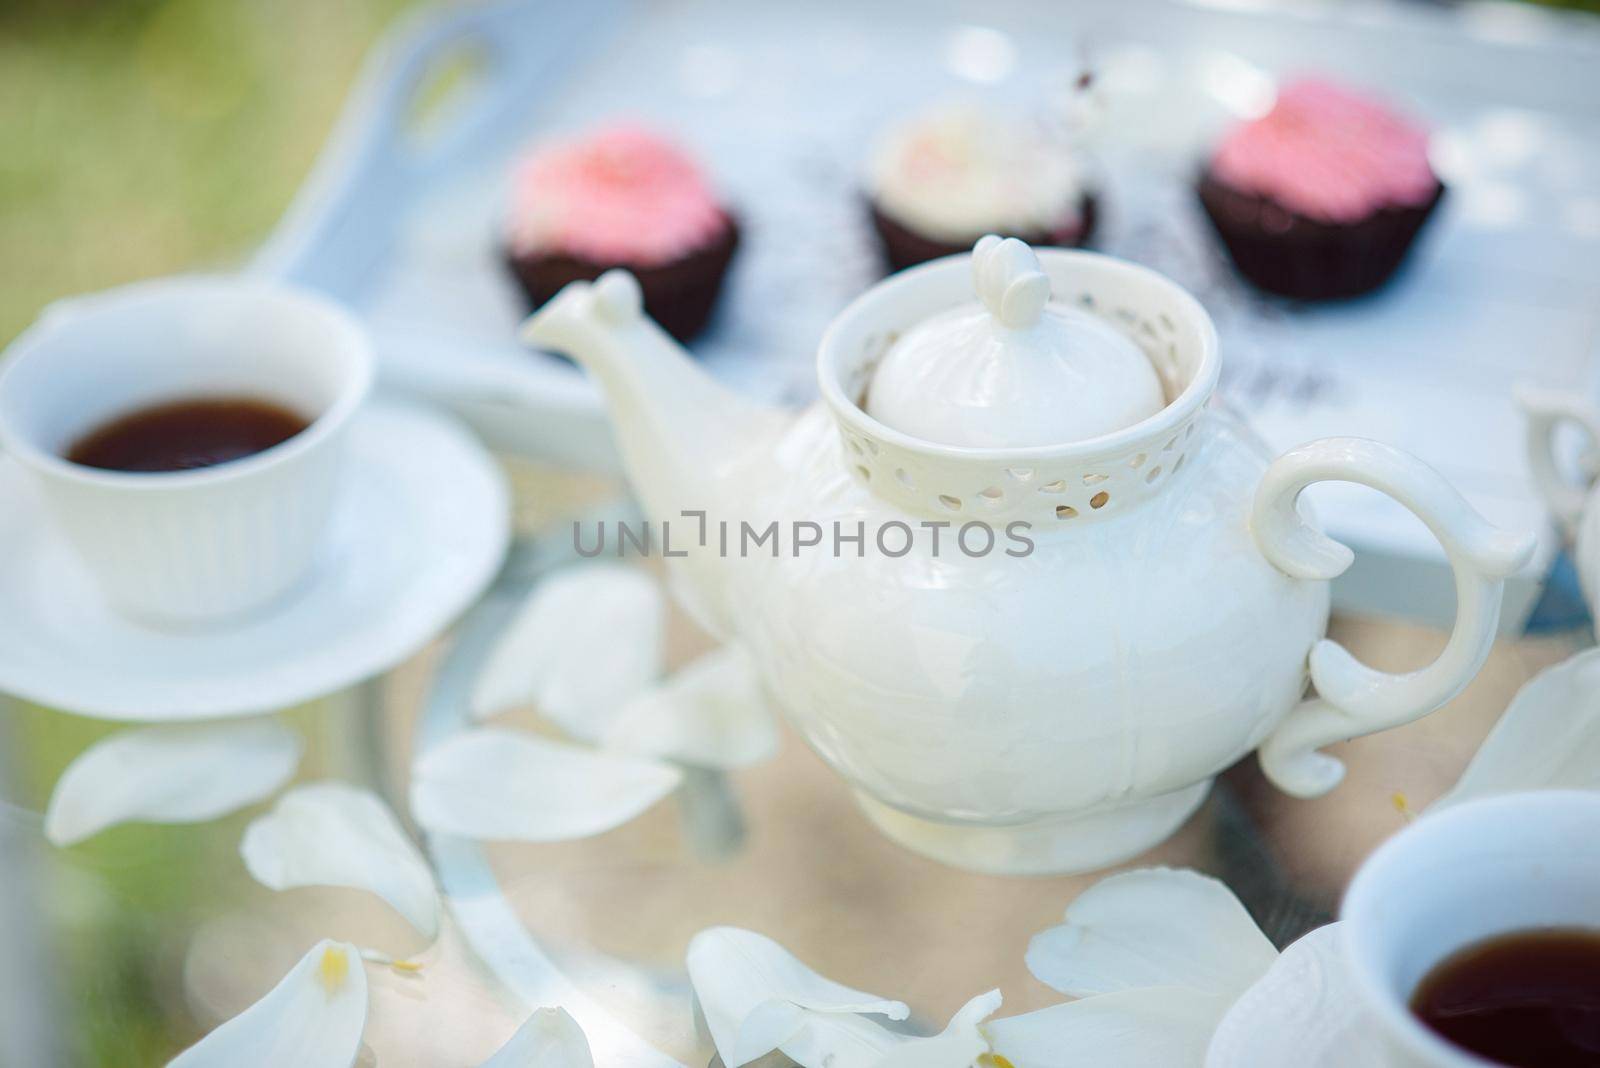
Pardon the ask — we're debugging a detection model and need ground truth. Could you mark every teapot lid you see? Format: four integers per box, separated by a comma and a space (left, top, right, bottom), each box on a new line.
865, 236, 1164, 449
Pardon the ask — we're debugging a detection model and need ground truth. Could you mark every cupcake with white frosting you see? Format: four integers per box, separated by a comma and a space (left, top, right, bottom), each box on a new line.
865, 103, 1097, 273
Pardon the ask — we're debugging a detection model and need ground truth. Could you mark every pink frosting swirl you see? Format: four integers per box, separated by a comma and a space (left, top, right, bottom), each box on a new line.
1210, 79, 1438, 224
507, 126, 727, 266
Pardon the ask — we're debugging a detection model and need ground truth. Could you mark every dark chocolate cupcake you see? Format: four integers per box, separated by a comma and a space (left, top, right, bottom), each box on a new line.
865, 104, 1097, 274
504, 126, 738, 342
1197, 79, 1445, 301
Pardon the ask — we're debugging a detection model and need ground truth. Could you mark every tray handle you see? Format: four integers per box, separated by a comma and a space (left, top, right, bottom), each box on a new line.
252, 0, 612, 290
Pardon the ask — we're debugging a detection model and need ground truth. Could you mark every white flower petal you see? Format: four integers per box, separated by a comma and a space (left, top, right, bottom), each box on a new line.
767, 1010, 904, 1068
872, 989, 1002, 1068
687, 926, 909, 1067
1026, 868, 1276, 1000
987, 986, 1229, 1068
242, 782, 438, 939
168, 939, 367, 1068
471, 563, 664, 739
1206, 923, 1379, 1067
480, 1006, 594, 1068
1437, 648, 1600, 809
45, 719, 301, 847
410, 728, 682, 842
603, 646, 779, 769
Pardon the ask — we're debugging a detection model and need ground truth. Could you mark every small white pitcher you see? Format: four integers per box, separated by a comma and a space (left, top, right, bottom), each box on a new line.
1521, 387, 1600, 622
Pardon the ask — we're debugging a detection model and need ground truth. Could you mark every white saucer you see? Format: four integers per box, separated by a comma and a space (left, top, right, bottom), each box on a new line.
0, 401, 509, 720
1205, 922, 1388, 1067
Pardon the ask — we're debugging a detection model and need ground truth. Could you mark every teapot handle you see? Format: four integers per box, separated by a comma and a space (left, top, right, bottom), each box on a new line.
1251, 438, 1535, 798
1517, 387, 1600, 538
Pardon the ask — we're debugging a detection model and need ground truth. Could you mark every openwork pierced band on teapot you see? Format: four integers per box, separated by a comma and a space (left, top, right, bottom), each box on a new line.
817, 238, 1219, 524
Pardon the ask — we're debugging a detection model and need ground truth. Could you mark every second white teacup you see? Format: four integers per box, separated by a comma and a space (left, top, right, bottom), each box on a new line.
1343, 790, 1600, 1067
0, 275, 373, 624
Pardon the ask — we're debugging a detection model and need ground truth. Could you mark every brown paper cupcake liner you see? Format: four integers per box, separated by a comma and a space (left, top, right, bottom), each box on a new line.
507, 215, 740, 343
1198, 172, 1445, 301
867, 194, 1098, 275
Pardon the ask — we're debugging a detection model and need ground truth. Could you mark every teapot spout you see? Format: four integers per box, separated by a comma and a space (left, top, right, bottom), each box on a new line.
520, 271, 788, 631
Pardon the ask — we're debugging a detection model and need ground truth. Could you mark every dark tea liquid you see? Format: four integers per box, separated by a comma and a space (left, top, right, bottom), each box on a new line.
67, 397, 309, 473
1411, 928, 1600, 1067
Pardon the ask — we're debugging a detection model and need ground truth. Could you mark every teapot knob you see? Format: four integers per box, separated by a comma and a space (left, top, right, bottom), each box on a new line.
973, 235, 1051, 329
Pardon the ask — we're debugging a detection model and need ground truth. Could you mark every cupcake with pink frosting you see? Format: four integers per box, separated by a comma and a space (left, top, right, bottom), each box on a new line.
504, 125, 738, 341
1197, 78, 1444, 300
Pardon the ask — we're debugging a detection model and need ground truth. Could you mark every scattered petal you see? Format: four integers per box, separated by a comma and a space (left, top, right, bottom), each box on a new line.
471, 564, 664, 739
45, 719, 302, 847
411, 728, 682, 842
1206, 923, 1379, 1067
242, 782, 439, 939
687, 926, 909, 1067
1437, 648, 1600, 808
603, 646, 779, 769
480, 1007, 594, 1068
987, 986, 1229, 1068
766, 1010, 904, 1068
357, 948, 423, 972
168, 939, 367, 1068
873, 989, 1002, 1068
1025, 868, 1276, 1000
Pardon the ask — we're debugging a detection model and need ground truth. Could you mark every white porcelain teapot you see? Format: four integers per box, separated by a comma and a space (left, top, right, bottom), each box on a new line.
523, 237, 1533, 875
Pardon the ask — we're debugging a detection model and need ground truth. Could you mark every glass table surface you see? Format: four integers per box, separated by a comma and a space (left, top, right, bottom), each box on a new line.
0, 459, 1583, 1067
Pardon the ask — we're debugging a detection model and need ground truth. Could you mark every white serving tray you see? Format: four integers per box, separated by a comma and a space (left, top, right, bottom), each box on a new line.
256, 0, 1600, 634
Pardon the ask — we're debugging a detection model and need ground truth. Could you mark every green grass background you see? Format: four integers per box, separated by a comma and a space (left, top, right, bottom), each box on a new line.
0, 0, 418, 346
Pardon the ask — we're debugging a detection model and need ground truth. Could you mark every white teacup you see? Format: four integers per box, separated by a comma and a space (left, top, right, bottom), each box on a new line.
1343, 790, 1600, 1067
0, 276, 373, 624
